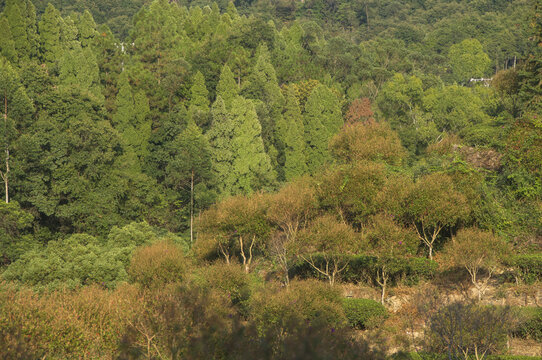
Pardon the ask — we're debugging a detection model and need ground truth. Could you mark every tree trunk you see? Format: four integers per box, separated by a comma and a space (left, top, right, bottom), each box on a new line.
3, 92, 8, 204
190, 169, 194, 246
428, 246, 433, 260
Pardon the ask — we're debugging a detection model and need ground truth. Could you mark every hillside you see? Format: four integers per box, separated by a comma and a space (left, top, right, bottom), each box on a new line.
0, 0, 541, 358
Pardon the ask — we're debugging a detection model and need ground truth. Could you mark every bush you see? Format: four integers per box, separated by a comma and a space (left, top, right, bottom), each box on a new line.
192, 262, 255, 316
513, 307, 542, 341
250, 279, 347, 337
341, 298, 388, 329
506, 253, 542, 284
128, 241, 187, 288
404, 257, 438, 285
0, 282, 140, 358
2, 234, 129, 290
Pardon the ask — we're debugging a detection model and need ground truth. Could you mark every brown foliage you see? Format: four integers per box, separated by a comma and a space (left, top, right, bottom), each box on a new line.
345, 97, 374, 124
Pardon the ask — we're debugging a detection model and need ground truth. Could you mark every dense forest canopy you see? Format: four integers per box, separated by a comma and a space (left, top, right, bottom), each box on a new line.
0, 0, 541, 358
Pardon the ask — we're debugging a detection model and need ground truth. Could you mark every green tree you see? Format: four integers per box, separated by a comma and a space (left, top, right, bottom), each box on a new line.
362, 214, 418, 303
0, 58, 33, 204
3, 0, 29, 61
165, 120, 213, 245
38, 4, 62, 66
228, 96, 276, 196
0, 17, 17, 62
188, 71, 210, 128
0, 201, 35, 266
76, 10, 97, 49
405, 173, 470, 260
444, 228, 509, 301
295, 214, 358, 285
216, 64, 238, 109
448, 39, 491, 83
207, 96, 235, 197
276, 86, 307, 181
303, 84, 343, 174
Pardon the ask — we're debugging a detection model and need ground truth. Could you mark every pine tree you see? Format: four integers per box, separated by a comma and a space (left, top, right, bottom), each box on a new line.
216, 64, 238, 109
39, 4, 62, 65
59, 46, 104, 103
303, 85, 342, 174
188, 71, 210, 128
77, 10, 97, 49
4, 0, 29, 61
207, 96, 235, 196
60, 16, 79, 51
23, 0, 39, 60
189, 71, 210, 110
166, 119, 213, 244
0, 58, 33, 203
228, 96, 276, 195
243, 44, 285, 172
0, 17, 17, 62
277, 87, 307, 181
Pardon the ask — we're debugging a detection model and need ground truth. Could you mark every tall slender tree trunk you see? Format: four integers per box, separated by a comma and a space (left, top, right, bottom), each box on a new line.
3, 92, 9, 204
190, 169, 194, 246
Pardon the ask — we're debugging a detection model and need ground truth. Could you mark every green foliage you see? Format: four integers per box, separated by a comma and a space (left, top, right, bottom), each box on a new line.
448, 39, 491, 83
341, 298, 388, 330
0, 201, 36, 266
505, 253, 542, 284
513, 307, 542, 341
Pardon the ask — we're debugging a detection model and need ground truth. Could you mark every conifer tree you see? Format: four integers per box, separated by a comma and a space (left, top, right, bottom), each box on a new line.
23, 0, 39, 59
228, 96, 276, 195
0, 17, 17, 62
4, 0, 29, 61
243, 44, 285, 172
39, 3, 62, 65
303, 85, 343, 174
166, 119, 213, 245
188, 71, 210, 128
60, 16, 79, 51
59, 46, 104, 103
216, 64, 238, 109
0, 58, 33, 203
207, 96, 235, 196
277, 87, 307, 181
77, 10, 98, 49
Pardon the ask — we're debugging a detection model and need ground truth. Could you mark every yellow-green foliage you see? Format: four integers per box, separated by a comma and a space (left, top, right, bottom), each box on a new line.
0, 282, 140, 359
128, 241, 187, 288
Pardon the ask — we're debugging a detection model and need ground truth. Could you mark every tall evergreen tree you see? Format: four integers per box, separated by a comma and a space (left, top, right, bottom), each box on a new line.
243, 44, 285, 173
77, 10, 98, 49
216, 64, 238, 108
277, 86, 307, 181
166, 119, 213, 244
23, 0, 39, 60
39, 3, 62, 66
0, 17, 17, 62
228, 96, 276, 195
4, 0, 29, 61
303, 85, 342, 174
207, 96, 235, 196
0, 58, 33, 203
58, 46, 104, 103
188, 71, 210, 128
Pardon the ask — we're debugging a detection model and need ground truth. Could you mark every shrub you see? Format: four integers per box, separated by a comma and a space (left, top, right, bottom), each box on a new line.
505, 253, 542, 284
2, 234, 129, 290
404, 258, 438, 285
341, 298, 388, 330
513, 307, 542, 341
128, 241, 187, 288
0, 282, 140, 358
250, 279, 347, 338
192, 262, 254, 316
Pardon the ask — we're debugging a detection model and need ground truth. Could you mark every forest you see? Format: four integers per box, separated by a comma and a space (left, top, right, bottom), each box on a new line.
0, 0, 541, 358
